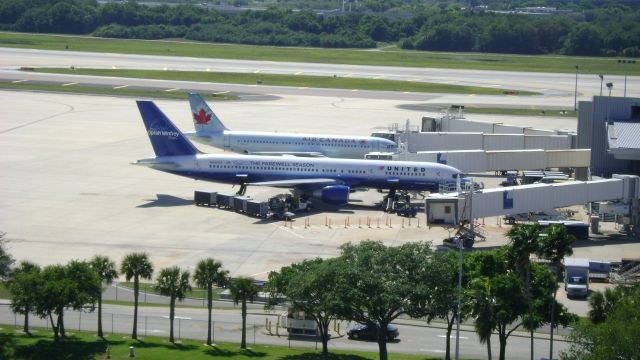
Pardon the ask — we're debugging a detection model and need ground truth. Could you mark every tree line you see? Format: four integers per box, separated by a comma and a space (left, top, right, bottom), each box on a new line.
0, 227, 639, 359
1, 0, 639, 56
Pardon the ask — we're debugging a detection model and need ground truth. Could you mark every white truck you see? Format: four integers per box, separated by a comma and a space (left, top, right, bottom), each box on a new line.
279, 308, 318, 336
564, 258, 590, 298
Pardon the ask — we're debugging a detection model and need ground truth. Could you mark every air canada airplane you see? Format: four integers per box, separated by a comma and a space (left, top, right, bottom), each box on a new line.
183, 93, 398, 158
135, 101, 462, 205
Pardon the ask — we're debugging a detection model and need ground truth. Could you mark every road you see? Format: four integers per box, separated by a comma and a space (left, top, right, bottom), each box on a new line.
0, 300, 570, 360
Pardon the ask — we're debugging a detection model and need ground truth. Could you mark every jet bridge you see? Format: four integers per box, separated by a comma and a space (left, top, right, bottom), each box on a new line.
425, 175, 640, 236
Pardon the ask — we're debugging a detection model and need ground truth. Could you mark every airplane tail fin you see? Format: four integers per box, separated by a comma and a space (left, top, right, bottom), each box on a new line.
137, 101, 199, 157
188, 93, 228, 132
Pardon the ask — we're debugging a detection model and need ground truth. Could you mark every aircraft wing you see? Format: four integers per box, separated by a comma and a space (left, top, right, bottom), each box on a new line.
247, 178, 340, 188
249, 151, 326, 158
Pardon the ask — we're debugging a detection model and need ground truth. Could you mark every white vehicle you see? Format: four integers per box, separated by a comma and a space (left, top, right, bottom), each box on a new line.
564, 258, 590, 298
184, 93, 398, 158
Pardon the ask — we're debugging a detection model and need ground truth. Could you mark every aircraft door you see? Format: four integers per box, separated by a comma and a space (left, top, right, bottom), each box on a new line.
224, 134, 231, 150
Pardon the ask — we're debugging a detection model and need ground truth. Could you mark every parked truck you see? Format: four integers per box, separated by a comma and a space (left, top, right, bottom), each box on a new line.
279, 308, 318, 336
564, 258, 590, 298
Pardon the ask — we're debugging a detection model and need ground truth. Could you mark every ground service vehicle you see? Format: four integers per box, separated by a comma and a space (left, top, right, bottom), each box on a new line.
564, 258, 590, 298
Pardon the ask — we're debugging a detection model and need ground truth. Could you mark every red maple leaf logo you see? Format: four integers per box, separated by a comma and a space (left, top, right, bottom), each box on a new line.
193, 108, 211, 125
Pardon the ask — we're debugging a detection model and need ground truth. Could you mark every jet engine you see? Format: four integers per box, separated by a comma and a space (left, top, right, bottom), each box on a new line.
313, 185, 350, 205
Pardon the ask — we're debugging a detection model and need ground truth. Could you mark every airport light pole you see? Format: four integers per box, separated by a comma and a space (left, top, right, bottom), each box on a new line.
599, 74, 604, 96
607, 82, 614, 97
454, 230, 463, 360
618, 59, 636, 97
573, 65, 579, 111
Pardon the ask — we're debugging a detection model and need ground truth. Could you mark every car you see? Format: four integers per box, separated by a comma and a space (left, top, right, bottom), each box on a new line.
347, 323, 399, 341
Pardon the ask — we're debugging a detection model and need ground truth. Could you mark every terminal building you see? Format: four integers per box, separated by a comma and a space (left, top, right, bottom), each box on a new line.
419, 96, 640, 239
577, 96, 640, 180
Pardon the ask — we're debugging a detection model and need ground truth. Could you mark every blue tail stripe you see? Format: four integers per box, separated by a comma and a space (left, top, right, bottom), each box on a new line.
137, 101, 199, 157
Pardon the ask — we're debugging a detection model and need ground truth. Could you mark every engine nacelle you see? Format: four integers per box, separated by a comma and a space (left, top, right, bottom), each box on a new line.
313, 185, 350, 205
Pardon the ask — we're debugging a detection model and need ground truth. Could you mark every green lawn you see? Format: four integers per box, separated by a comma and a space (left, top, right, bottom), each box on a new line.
0, 81, 237, 100
0, 328, 446, 360
0, 32, 634, 75
29, 68, 536, 95
118, 282, 225, 300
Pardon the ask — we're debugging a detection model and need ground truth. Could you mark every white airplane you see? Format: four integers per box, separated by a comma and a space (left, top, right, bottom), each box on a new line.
183, 93, 398, 158
134, 101, 462, 205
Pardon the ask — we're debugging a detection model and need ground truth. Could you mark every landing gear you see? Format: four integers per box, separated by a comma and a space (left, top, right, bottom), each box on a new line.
236, 182, 247, 196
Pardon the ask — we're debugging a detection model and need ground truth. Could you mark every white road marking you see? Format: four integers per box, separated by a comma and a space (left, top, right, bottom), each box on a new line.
164, 88, 179, 92
113, 85, 129, 89
12, 79, 28, 83
163, 316, 192, 320
295, 71, 302, 75
254, 69, 261, 73
437, 334, 468, 339
62, 82, 78, 86
271, 223, 304, 239
212, 91, 229, 95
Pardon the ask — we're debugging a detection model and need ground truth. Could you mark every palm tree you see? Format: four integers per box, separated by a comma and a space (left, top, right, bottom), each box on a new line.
91, 255, 118, 338
193, 258, 228, 346
588, 287, 621, 324
468, 277, 496, 360
155, 267, 191, 343
229, 276, 259, 349
536, 224, 575, 360
7, 261, 41, 334
506, 224, 541, 360
120, 252, 154, 340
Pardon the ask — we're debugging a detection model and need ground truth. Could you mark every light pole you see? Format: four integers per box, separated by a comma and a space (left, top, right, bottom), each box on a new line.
607, 82, 613, 97
618, 59, 636, 97
573, 65, 579, 111
599, 74, 604, 96
454, 234, 463, 360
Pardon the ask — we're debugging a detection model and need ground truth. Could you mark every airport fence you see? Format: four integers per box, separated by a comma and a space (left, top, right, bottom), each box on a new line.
0, 304, 334, 350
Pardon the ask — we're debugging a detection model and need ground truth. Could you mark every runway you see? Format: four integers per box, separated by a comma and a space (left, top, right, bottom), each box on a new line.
2, 47, 637, 108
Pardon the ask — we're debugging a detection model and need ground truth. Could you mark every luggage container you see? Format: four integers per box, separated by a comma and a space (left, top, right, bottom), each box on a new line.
194, 191, 217, 206
215, 193, 234, 208
245, 200, 269, 217
233, 196, 251, 212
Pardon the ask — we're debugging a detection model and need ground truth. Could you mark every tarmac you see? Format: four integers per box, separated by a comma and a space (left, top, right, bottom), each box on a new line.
1, 89, 638, 319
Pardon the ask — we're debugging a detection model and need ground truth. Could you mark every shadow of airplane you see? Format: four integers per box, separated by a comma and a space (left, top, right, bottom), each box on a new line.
137, 194, 193, 208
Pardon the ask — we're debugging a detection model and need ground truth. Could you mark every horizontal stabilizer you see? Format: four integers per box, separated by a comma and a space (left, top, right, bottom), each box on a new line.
132, 159, 179, 169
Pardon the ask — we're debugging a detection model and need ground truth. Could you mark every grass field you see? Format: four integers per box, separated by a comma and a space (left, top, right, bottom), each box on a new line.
1, 32, 635, 75
0, 81, 237, 100
28, 68, 536, 95
0, 328, 446, 360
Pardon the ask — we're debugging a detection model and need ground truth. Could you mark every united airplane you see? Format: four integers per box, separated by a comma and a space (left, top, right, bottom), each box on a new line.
135, 101, 462, 205
184, 93, 398, 158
